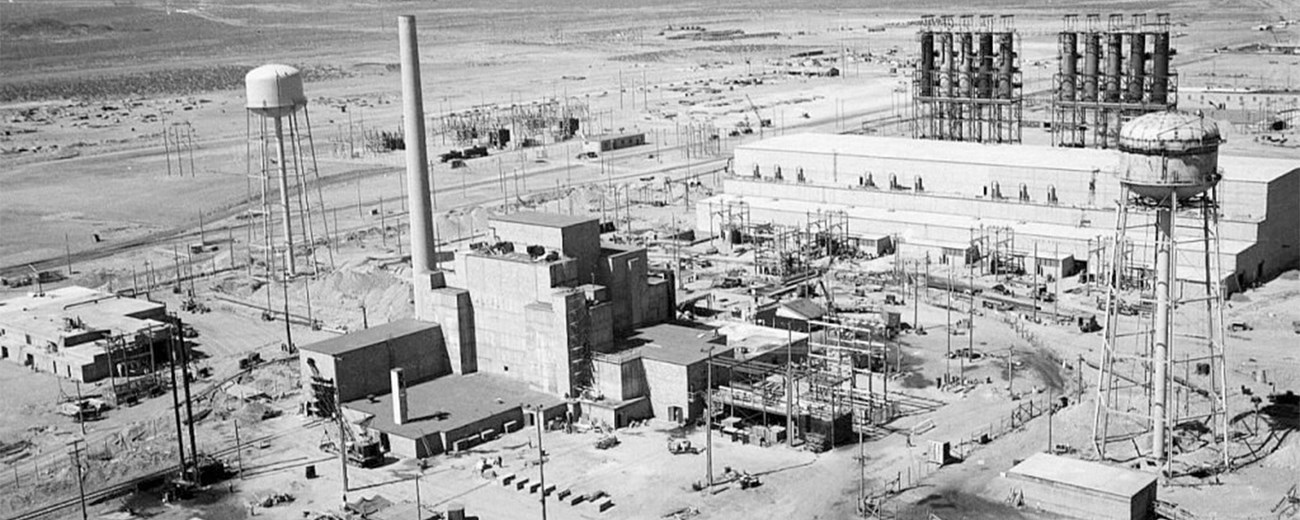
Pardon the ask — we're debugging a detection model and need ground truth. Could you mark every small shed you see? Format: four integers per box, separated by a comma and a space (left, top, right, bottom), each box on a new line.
1004, 453, 1157, 520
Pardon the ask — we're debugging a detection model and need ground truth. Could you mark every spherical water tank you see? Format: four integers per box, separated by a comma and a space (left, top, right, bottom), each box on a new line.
245, 64, 306, 117
1118, 110, 1221, 202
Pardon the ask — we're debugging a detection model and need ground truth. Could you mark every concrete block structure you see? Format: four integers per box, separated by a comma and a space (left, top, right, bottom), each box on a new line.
299, 319, 449, 404
1004, 453, 1157, 520
343, 373, 564, 458
0, 286, 169, 382
425, 212, 676, 398
702, 133, 1300, 291
302, 211, 737, 459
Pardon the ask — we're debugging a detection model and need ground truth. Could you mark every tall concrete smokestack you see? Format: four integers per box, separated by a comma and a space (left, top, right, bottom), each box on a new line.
399, 15, 436, 276
391, 368, 408, 425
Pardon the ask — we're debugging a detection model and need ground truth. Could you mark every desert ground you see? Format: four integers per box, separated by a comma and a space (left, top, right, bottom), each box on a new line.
2, 0, 1298, 519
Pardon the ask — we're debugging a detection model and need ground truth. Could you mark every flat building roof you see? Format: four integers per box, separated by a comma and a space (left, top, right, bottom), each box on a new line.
612, 321, 731, 366
345, 372, 563, 440
490, 211, 596, 229
300, 319, 438, 357
737, 133, 1296, 184
1007, 453, 1156, 499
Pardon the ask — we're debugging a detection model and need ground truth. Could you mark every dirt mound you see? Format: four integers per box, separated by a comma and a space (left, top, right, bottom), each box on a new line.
1, 18, 114, 40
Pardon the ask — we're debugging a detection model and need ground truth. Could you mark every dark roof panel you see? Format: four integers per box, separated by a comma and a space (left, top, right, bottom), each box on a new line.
300, 319, 439, 356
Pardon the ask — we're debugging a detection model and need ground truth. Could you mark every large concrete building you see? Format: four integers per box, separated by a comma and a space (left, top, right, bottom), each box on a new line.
423, 212, 677, 397
0, 286, 169, 382
700, 133, 1300, 290
301, 212, 771, 458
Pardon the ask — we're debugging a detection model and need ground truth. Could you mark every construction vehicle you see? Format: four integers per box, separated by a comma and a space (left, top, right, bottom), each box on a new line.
722, 467, 762, 489
165, 454, 230, 499
58, 398, 109, 422
181, 298, 210, 314
743, 95, 773, 129
595, 435, 620, 450
319, 420, 385, 468
667, 438, 700, 455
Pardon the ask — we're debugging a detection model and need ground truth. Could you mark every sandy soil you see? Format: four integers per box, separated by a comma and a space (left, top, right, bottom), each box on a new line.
1, 1, 1297, 519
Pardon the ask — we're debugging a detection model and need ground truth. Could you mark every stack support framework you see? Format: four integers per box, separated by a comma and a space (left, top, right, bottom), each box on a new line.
912, 14, 1023, 144
1051, 13, 1178, 149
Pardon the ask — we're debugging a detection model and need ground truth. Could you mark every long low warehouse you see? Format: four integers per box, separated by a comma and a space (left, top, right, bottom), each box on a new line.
700, 133, 1300, 290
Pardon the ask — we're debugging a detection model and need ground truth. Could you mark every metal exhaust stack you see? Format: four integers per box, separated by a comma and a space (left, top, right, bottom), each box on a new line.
399, 15, 436, 276
391, 368, 409, 425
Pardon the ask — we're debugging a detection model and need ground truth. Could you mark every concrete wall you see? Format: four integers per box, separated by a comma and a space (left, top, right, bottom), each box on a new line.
597, 247, 644, 333
578, 397, 652, 428
300, 325, 449, 403
490, 218, 602, 281
1010, 477, 1154, 520
593, 355, 646, 402
428, 287, 477, 374
384, 431, 443, 460
459, 256, 558, 381
642, 356, 728, 423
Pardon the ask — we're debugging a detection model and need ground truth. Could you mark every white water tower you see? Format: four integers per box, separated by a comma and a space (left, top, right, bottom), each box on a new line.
245, 64, 332, 280
1093, 110, 1231, 475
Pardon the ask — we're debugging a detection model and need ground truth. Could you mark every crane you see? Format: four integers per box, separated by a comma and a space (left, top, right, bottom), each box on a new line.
744, 94, 773, 138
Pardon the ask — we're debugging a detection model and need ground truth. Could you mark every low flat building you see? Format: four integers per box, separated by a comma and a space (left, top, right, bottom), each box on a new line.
1004, 453, 1157, 520
587, 321, 736, 425
0, 286, 168, 382
343, 372, 565, 459
583, 132, 646, 155
703, 133, 1300, 292
299, 319, 449, 410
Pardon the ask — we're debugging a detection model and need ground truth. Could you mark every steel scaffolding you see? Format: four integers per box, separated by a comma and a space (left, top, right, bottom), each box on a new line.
1052, 13, 1179, 148
912, 14, 1023, 144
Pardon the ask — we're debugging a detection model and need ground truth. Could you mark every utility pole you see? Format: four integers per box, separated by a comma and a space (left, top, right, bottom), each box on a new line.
336, 387, 349, 505
705, 343, 715, 488
69, 439, 88, 520
168, 326, 187, 473
1047, 388, 1054, 453
1006, 346, 1014, 394
786, 325, 794, 448
234, 419, 244, 479
65, 233, 73, 276
946, 269, 952, 385
1032, 241, 1039, 322
178, 319, 199, 475
912, 261, 919, 330
534, 407, 548, 520
966, 264, 973, 381
414, 472, 423, 518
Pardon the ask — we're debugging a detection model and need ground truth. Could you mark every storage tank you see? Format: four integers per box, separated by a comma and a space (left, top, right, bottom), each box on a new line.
920, 32, 935, 97
1151, 32, 1171, 104
978, 32, 994, 98
958, 32, 974, 98
1118, 111, 1221, 202
997, 32, 1015, 98
1082, 33, 1100, 102
1058, 32, 1078, 102
245, 64, 307, 117
1127, 33, 1146, 103
940, 32, 955, 98
1105, 33, 1123, 102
